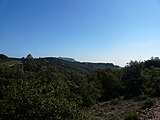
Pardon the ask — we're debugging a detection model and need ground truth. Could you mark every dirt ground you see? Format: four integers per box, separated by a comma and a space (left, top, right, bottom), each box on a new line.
87, 98, 160, 120
139, 100, 160, 120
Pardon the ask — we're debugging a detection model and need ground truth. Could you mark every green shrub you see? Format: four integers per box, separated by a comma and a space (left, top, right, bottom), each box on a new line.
142, 97, 155, 109
125, 112, 139, 120
133, 95, 147, 101
111, 98, 119, 105
144, 88, 156, 96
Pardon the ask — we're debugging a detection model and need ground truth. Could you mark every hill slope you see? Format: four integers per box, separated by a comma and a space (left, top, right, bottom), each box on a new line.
0, 54, 118, 73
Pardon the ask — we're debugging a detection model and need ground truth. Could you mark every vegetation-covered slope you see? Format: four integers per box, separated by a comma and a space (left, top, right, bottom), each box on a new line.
1, 54, 160, 120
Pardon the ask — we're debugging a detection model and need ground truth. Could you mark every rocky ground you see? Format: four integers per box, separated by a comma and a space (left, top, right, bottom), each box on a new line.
139, 100, 160, 120
87, 98, 160, 120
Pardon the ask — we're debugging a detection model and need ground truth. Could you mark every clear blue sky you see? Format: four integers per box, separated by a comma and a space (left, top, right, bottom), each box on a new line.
0, 0, 160, 66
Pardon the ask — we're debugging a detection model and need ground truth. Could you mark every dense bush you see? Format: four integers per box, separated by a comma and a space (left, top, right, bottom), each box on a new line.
0, 62, 86, 120
142, 97, 155, 109
122, 58, 160, 98
90, 68, 123, 101
125, 112, 139, 120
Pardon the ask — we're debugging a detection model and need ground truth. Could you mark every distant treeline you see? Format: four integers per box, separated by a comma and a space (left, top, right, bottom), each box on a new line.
0, 54, 160, 120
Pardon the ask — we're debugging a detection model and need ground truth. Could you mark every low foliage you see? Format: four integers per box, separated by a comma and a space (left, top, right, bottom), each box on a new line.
125, 112, 139, 120
142, 97, 155, 109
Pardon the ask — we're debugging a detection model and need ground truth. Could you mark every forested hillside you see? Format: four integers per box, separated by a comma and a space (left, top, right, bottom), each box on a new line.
1, 54, 160, 120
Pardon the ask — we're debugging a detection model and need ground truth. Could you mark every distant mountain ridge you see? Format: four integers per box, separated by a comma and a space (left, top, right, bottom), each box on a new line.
0, 54, 119, 73
58, 57, 76, 62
